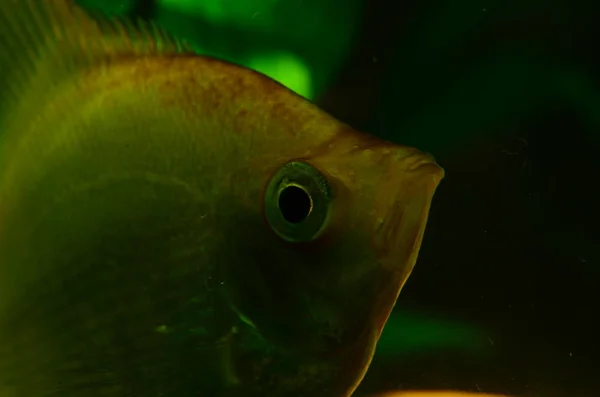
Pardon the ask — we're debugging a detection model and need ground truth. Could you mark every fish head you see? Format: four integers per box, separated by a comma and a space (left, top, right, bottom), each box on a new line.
199, 71, 445, 396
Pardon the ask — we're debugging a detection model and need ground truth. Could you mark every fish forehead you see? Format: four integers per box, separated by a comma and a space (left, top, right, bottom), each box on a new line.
74, 54, 346, 147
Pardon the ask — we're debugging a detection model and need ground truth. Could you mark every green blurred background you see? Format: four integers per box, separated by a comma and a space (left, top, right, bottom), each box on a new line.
77, 0, 600, 396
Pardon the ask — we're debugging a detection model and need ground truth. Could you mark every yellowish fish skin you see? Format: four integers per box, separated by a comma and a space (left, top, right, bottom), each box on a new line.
0, 1, 444, 396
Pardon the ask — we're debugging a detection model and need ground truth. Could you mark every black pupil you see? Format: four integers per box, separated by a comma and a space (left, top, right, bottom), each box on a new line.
278, 185, 312, 224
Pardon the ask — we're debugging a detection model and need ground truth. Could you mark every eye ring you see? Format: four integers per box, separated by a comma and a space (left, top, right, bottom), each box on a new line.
264, 161, 331, 243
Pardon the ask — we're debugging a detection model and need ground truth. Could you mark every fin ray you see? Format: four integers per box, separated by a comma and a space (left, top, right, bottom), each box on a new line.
0, 0, 193, 124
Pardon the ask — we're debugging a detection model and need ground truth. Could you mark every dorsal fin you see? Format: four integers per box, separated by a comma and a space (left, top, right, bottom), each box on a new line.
0, 0, 194, 122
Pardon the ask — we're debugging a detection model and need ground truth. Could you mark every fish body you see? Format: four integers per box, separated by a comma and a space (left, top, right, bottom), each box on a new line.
0, 1, 443, 396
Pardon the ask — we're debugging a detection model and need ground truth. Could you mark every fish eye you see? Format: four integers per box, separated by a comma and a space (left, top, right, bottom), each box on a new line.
265, 161, 332, 242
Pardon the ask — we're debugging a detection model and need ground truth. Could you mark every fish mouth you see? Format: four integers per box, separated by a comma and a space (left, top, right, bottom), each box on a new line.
396, 147, 445, 179
373, 148, 443, 257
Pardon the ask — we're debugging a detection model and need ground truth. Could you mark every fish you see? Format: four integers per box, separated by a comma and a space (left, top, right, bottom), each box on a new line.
0, 1, 444, 396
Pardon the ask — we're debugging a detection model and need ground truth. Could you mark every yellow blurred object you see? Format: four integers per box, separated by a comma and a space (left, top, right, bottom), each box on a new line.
372, 392, 511, 397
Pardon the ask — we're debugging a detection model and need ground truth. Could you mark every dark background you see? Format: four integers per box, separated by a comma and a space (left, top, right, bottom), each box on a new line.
84, 0, 600, 395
